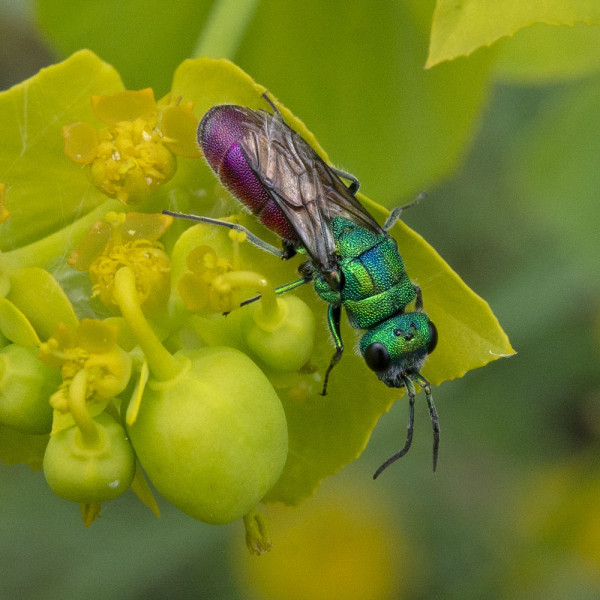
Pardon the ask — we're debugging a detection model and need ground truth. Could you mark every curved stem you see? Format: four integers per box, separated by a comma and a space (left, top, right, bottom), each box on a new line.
68, 369, 102, 448
112, 266, 182, 382
192, 0, 259, 60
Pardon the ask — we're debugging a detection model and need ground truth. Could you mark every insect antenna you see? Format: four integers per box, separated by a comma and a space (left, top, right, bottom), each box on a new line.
373, 375, 416, 479
414, 373, 440, 472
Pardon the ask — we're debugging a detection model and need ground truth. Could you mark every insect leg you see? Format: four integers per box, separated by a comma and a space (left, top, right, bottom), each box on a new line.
373, 375, 416, 479
382, 192, 427, 231
162, 210, 285, 258
261, 91, 280, 114
320, 304, 344, 396
414, 373, 440, 472
237, 276, 311, 309
330, 167, 361, 195
413, 284, 424, 310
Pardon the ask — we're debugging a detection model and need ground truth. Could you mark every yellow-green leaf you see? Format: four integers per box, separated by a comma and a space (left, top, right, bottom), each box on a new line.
427, 0, 600, 67
169, 57, 514, 505
0, 50, 123, 252
0, 297, 41, 347
494, 22, 600, 83
6, 268, 78, 341
237, 0, 495, 206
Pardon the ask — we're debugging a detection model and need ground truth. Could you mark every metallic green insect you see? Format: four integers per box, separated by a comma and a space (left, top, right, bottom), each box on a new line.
164, 94, 440, 477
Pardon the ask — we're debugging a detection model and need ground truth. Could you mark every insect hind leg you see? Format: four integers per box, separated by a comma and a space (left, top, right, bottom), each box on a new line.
162, 210, 286, 259
330, 166, 361, 195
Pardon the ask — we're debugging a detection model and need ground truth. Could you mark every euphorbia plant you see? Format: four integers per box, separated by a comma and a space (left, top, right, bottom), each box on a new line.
0, 50, 513, 550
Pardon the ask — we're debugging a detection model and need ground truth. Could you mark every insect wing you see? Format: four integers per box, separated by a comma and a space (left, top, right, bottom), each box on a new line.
238, 108, 383, 274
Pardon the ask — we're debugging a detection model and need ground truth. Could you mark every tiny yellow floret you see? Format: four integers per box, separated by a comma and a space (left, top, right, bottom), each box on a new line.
62, 89, 200, 205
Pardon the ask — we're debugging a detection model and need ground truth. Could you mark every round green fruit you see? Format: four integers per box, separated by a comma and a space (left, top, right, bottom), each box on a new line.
127, 346, 288, 525
241, 295, 315, 373
43, 412, 136, 503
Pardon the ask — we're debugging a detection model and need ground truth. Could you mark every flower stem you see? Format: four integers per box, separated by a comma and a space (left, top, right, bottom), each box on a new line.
68, 369, 102, 448
192, 0, 259, 60
112, 266, 182, 382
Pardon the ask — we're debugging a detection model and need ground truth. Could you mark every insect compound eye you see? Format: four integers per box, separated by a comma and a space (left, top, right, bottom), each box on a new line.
364, 342, 391, 373
427, 320, 438, 355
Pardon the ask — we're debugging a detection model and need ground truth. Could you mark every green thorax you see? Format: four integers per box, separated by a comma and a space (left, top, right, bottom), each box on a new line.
314, 217, 416, 329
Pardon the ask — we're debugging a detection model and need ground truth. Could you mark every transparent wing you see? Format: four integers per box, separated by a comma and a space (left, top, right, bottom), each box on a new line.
237, 108, 383, 274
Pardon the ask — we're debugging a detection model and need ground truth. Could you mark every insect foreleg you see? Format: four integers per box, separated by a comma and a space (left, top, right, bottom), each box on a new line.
162, 210, 285, 259
236, 276, 312, 310
320, 304, 344, 397
373, 375, 416, 479
382, 192, 427, 231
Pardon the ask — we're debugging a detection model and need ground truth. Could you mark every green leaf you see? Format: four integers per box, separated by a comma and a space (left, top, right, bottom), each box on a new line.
0, 50, 123, 252
236, 0, 495, 206
6, 268, 79, 342
266, 199, 514, 505
35, 0, 214, 95
428, 0, 600, 67
508, 75, 600, 284
0, 51, 512, 506
36, 0, 495, 208
170, 57, 513, 504
0, 297, 41, 347
494, 22, 600, 83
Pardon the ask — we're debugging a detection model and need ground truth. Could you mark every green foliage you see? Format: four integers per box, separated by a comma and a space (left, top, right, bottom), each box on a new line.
428, 0, 600, 66
2, 2, 598, 598
508, 76, 600, 274
35, 0, 495, 205
494, 22, 600, 82
0, 51, 511, 515
35, 0, 213, 95
0, 51, 123, 252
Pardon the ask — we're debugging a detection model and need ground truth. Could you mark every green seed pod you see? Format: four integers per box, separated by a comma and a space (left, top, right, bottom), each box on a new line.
127, 346, 288, 525
43, 412, 136, 503
0, 344, 60, 434
241, 295, 316, 373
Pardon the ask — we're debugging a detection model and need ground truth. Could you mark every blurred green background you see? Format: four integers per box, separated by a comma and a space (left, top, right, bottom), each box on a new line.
1, 1, 599, 598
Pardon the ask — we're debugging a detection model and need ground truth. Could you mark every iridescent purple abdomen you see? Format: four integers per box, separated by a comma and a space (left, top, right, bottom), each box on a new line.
198, 105, 298, 242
